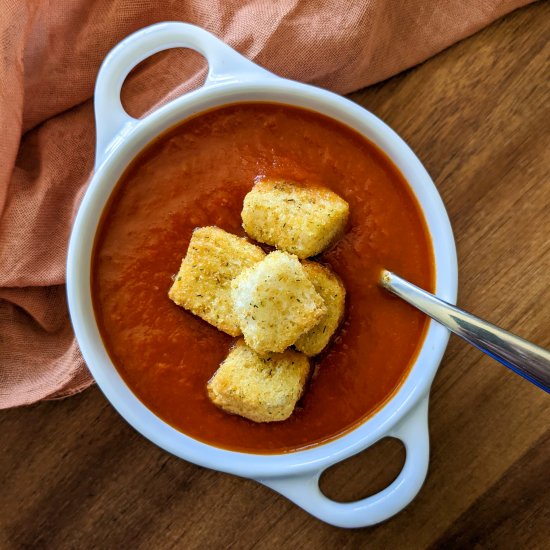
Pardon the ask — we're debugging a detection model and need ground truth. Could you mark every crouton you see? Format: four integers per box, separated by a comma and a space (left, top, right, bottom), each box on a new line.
169, 226, 265, 336
231, 251, 326, 354
295, 262, 346, 356
241, 179, 349, 258
207, 340, 310, 422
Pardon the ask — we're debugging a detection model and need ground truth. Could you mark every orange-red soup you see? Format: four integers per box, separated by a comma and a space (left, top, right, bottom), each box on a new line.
92, 103, 434, 453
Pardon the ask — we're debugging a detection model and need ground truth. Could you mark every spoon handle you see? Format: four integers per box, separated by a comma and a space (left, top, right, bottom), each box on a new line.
381, 270, 550, 393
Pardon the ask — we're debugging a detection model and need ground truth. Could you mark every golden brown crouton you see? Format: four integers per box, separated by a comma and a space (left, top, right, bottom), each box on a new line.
207, 340, 310, 422
168, 226, 265, 336
295, 262, 346, 356
241, 179, 349, 258
231, 251, 326, 354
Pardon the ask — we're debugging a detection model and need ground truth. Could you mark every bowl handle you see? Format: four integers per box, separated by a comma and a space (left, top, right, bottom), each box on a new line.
94, 22, 275, 168
259, 397, 430, 528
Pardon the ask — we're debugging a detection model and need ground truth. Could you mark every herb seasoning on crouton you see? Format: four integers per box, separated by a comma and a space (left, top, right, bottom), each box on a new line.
207, 340, 310, 422
295, 261, 346, 356
241, 179, 349, 258
169, 226, 265, 336
231, 251, 326, 354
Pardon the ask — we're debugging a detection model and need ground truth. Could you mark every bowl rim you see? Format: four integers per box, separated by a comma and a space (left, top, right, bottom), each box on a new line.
67, 76, 458, 479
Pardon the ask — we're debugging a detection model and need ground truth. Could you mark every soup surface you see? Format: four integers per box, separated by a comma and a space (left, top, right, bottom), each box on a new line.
92, 103, 434, 453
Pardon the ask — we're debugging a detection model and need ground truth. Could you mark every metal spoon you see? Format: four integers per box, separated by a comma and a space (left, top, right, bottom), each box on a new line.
380, 270, 550, 393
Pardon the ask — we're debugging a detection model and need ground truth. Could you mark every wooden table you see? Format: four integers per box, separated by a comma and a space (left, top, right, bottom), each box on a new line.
2, 3, 549, 548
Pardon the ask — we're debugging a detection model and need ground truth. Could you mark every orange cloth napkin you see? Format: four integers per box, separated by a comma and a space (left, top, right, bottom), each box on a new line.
0, 0, 531, 408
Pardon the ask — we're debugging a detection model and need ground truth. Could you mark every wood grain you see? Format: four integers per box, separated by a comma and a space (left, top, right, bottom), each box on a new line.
1, 3, 549, 548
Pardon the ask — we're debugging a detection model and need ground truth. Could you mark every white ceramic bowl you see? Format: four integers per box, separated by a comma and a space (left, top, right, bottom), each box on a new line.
67, 22, 458, 528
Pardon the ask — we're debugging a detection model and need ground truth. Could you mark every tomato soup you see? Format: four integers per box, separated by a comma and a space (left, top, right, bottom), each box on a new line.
92, 103, 434, 453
